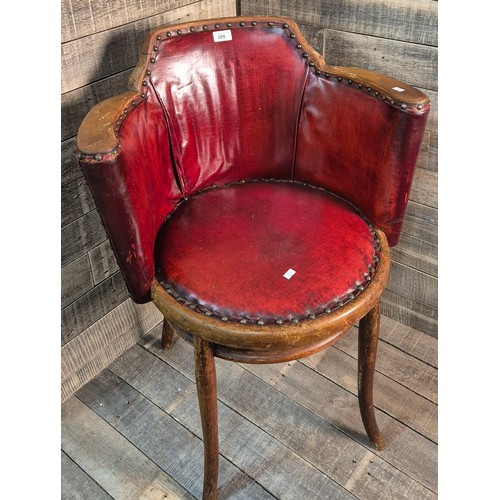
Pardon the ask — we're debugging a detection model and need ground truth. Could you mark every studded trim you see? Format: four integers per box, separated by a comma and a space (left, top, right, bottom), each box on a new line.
156, 178, 383, 326
76, 17, 428, 163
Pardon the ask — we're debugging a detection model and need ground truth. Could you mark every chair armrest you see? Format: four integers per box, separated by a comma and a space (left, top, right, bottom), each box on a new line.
295, 62, 430, 246
77, 91, 137, 156
76, 87, 181, 303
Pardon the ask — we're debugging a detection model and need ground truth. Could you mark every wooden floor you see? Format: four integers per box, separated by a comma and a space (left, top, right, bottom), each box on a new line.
61, 315, 437, 500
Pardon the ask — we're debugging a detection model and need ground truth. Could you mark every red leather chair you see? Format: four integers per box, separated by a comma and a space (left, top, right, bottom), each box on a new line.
77, 16, 430, 499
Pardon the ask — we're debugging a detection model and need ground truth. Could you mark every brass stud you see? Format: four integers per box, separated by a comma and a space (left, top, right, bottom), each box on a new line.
290, 33, 296, 38
166, 31, 171, 37
215, 23, 220, 28
268, 21, 274, 26
291, 317, 299, 324
308, 314, 316, 320
221, 316, 228, 322
296, 44, 302, 49
205, 311, 212, 316
189, 304, 196, 309
401, 103, 408, 110
276, 319, 284, 325
283, 23, 289, 28
309, 61, 315, 66
153, 46, 158, 51
240, 319, 247, 324
348, 79, 353, 84
302, 53, 308, 58
251, 21, 257, 26
142, 80, 147, 86
367, 86, 372, 92
140, 93, 145, 98
203, 25, 208, 30
95, 154, 103, 161
324, 308, 332, 314
190, 27, 195, 32
132, 100, 136, 106
358, 83, 363, 89
337, 76, 342, 82
240, 21, 245, 26
146, 70, 151, 75
124, 108, 128, 114
417, 104, 423, 110
150, 58, 155, 63
257, 319, 265, 325
177, 29, 182, 35
226, 22, 232, 27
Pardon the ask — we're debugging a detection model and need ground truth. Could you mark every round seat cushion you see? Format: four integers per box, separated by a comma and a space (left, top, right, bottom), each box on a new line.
155, 180, 381, 325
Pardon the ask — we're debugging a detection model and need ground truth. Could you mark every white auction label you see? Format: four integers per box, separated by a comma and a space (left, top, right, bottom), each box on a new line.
213, 30, 232, 42
283, 268, 296, 280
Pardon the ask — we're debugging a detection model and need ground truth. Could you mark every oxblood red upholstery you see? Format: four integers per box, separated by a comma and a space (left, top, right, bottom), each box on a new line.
155, 181, 381, 324
77, 17, 429, 305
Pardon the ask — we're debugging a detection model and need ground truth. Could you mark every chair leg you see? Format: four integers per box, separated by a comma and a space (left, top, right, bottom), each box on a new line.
194, 336, 219, 500
161, 318, 178, 350
358, 300, 385, 451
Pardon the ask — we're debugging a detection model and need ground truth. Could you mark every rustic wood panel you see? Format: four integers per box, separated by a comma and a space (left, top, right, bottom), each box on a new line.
89, 240, 120, 286
386, 261, 437, 309
61, 0, 195, 43
62, 0, 237, 93
61, 254, 94, 309
61, 299, 162, 401
62, 397, 196, 499
75, 369, 277, 499
381, 290, 438, 338
390, 231, 437, 277
403, 201, 438, 243
61, 209, 107, 266
409, 168, 438, 208
62, 137, 80, 186
110, 344, 355, 499
61, 175, 96, 227
323, 28, 437, 91
61, 451, 113, 500
379, 314, 438, 368
241, 0, 438, 46
61, 271, 129, 346
63, 316, 437, 498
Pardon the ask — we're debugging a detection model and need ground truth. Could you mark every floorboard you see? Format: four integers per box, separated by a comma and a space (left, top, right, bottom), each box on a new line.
62, 316, 438, 499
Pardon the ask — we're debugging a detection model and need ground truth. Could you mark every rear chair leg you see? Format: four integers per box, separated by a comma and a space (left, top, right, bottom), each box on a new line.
194, 336, 219, 500
161, 318, 178, 350
358, 300, 385, 451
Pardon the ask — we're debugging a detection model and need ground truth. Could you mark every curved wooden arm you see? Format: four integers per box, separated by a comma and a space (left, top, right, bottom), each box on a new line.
76, 90, 137, 156
324, 65, 430, 111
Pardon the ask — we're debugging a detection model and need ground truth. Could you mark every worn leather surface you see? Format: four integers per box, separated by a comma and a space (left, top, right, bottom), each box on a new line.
150, 27, 308, 195
80, 88, 181, 303
295, 72, 428, 245
155, 181, 380, 323
78, 18, 428, 304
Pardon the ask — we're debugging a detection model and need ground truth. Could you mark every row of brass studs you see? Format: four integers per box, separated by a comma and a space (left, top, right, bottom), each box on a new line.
158, 178, 382, 326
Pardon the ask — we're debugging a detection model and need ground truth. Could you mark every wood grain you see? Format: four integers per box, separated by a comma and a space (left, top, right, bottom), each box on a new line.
241, 0, 438, 46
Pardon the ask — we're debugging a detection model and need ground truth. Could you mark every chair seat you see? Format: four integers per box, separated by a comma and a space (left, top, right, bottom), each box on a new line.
155, 180, 381, 326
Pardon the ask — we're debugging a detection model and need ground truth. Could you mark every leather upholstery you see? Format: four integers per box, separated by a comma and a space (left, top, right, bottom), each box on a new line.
155, 181, 381, 324
77, 16, 429, 304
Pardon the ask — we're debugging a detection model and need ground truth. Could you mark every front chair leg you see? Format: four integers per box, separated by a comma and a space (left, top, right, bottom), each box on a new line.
358, 300, 385, 451
194, 336, 219, 500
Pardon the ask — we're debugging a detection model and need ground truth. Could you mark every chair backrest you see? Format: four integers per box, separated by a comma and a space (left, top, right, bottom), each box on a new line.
143, 18, 310, 196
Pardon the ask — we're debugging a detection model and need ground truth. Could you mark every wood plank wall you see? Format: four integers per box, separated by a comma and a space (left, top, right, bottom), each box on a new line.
61, 0, 236, 402
241, 0, 438, 337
